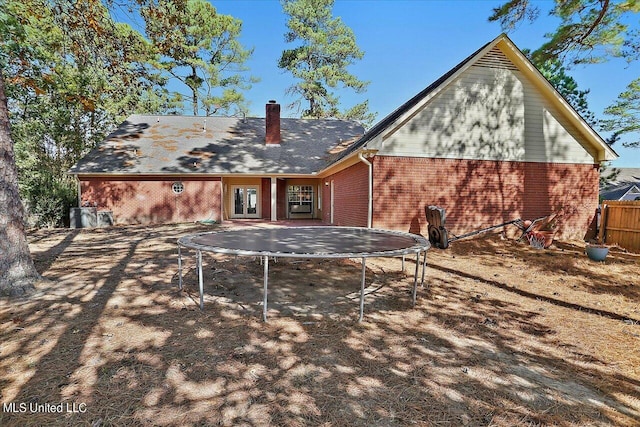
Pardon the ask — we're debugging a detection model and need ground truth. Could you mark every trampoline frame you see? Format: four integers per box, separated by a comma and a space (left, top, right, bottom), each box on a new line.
177, 226, 430, 321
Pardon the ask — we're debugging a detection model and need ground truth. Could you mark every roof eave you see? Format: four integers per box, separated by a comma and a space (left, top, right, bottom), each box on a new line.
316, 148, 378, 178
70, 171, 322, 178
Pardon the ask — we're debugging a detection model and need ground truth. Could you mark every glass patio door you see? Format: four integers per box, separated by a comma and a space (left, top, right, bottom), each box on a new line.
231, 186, 259, 218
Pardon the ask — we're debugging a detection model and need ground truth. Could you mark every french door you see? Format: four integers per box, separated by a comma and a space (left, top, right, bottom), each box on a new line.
231, 185, 260, 218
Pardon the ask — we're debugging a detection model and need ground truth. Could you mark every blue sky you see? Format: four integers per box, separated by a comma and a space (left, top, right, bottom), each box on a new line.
205, 1, 638, 168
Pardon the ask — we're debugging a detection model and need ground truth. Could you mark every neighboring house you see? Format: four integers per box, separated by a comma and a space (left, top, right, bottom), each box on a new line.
600, 168, 640, 201
69, 34, 617, 238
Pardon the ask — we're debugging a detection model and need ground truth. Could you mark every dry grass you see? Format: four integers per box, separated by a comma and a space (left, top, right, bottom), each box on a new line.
0, 222, 639, 426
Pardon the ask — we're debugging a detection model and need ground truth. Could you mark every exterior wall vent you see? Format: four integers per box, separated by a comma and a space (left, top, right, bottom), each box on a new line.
474, 46, 518, 71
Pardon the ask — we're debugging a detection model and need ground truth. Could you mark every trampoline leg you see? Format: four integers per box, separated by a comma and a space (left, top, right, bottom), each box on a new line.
421, 250, 428, 288
178, 245, 183, 290
359, 258, 366, 322
412, 252, 419, 306
263, 255, 269, 322
197, 250, 204, 310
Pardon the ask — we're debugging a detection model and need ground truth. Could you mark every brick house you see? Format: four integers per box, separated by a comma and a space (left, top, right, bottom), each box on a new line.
69, 107, 364, 225
69, 34, 617, 238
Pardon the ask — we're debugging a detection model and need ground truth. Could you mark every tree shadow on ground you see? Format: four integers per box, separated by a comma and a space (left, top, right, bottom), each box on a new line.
0, 225, 638, 426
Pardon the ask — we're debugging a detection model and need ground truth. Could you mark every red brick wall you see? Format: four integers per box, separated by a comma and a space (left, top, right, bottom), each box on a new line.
80, 177, 222, 225
261, 178, 271, 220
323, 162, 369, 226
372, 156, 599, 239
277, 179, 288, 220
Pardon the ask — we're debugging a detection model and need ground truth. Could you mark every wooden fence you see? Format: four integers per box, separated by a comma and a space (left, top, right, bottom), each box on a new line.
598, 200, 640, 253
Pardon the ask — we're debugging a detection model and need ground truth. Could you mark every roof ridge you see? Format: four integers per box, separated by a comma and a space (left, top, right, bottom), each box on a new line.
122, 114, 361, 125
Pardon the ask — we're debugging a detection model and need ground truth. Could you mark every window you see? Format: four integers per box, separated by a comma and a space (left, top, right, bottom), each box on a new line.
172, 181, 184, 194
288, 185, 313, 204
288, 185, 313, 214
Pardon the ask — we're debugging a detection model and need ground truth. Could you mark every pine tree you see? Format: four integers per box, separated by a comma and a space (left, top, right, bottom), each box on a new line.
279, 0, 375, 125
0, 69, 40, 296
141, 0, 255, 116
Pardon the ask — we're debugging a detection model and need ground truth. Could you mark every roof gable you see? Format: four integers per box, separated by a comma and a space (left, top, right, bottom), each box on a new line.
337, 34, 617, 164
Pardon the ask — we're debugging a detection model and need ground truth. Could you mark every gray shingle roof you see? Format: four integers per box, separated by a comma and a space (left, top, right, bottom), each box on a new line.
601, 168, 640, 200
69, 114, 365, 175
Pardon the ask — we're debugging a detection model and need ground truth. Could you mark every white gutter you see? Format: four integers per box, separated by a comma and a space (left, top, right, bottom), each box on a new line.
358, 151, 374, 228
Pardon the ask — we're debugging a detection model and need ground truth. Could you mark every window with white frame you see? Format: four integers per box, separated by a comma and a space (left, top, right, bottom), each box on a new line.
288, 185, 313, 214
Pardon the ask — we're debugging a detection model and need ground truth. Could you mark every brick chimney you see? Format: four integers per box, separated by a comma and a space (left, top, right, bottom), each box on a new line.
265, 100, 281, 145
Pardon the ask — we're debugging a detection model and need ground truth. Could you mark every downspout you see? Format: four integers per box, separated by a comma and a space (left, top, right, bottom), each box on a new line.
358, 151, 373, 228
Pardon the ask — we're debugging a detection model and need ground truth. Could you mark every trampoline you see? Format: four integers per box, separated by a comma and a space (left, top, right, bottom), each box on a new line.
177, 226, 431, 321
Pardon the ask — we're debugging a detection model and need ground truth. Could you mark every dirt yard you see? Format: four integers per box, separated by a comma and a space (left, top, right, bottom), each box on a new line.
1, 222, 639, 426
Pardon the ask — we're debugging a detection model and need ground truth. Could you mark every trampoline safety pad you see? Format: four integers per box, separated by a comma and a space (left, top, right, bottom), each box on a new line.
177, 226, 431, 321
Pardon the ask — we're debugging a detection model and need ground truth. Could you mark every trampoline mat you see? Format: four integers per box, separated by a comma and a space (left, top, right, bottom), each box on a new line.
179, 226, 430, 258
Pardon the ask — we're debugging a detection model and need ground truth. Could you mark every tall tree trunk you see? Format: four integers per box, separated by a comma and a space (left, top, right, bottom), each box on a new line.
190, 66, 199, 116
0, 68, 40, 296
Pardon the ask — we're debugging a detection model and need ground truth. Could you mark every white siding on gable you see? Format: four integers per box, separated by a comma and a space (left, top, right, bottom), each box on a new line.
377, 47, 597, 164
540, 106, 595, 162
